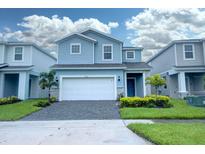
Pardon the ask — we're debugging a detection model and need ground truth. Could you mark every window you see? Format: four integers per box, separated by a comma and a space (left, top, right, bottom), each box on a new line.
183, 44, 194, 60
103, 44, 113, 60
70, 43, 81, 54
126, 51, 135, 60
14, 47, 23, 61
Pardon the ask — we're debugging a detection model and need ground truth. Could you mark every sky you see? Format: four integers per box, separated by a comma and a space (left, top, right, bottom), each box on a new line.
1, 8, 205, 60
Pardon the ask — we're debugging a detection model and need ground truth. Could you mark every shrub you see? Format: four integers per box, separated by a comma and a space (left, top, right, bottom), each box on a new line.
120, 95, 172, 108
145, 95, 172, 108
34, 100, 50, 107
0, 96, 21, 105
120, 97, 149, 108
50, 96, 57, 103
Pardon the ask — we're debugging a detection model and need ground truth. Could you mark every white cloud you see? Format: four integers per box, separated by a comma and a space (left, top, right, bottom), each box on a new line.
108, 22, 119, 28
0, 15, 119, 54
126, 8, 205, 61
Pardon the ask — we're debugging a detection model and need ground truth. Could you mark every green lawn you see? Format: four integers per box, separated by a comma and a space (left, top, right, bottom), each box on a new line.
128, 123, 205, 145
0, 99, 44, 121
120, 99, 205, 119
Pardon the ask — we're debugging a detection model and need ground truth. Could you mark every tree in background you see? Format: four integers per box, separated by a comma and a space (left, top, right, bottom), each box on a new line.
146, 74, 166, 96
39, 70, 58, 103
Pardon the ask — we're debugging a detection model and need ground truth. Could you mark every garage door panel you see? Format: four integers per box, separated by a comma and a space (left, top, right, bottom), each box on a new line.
61, 77, 115, 100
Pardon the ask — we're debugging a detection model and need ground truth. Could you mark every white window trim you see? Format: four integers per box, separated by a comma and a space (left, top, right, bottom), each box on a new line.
13, 46, 24, 62
126, 50, 135, 60
183, 44, 195, 60
102, 44, 113, 61
70, 43, 81, 54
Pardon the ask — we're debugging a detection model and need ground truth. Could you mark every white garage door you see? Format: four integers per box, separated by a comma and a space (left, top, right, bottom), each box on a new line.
60, 77, 116, 100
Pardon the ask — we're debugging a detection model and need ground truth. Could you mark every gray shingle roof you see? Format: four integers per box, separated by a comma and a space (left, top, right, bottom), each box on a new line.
51, 62, 151, 70
122, 47, 143, 50
174, 65, 205, 68
0, 65, 34, 71
123, 62, 152, 69
0, 63, 8, 69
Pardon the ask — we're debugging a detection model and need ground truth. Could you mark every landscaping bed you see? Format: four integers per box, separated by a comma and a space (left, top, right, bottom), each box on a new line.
120, 95, 171, 108
0, 96, 21, 105
120, 99, 205, 119
128, 123, 205, 145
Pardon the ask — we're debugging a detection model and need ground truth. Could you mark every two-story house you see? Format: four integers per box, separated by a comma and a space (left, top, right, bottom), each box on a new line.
0, 42, 56, 100
51, 28, 151, 101
147, 39, 205, 98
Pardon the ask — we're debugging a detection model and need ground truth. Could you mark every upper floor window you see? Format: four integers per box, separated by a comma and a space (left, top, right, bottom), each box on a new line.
70, 43, 81, 54
103, 44, 113, 60
14, 47, 23, 61
126, 51, 135, 60
183, 44, 195, 60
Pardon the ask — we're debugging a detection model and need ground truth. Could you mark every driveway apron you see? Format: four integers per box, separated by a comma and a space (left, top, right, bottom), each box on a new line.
0, 120, 151, 145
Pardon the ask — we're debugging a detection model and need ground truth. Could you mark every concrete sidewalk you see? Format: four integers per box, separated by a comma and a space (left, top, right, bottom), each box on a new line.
0, 120, 151, 145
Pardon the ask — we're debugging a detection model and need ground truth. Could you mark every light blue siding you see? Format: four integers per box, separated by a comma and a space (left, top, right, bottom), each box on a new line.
0, 43, 56, 99
56, 69, 124, 88
122, 50, 142, 63
0, 45, 5, 63
4, 45, 32, 66
54, 30, 146, 99
176, 42, 204, 66
58, 36, 94, 64
82, 31, 122, 64
149, 45, 176, 74
32, 46, 56, 72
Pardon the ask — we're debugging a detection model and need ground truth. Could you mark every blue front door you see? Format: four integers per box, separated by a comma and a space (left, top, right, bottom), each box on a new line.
127, 78, 135, 97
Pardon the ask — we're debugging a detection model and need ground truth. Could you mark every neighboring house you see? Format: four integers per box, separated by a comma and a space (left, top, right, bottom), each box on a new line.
0, 42, 57, 100
147, 39, 205, 98
51, 28, 151, 101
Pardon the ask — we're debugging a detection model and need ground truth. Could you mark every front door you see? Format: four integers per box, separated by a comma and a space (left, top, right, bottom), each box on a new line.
127, 78, 135, 97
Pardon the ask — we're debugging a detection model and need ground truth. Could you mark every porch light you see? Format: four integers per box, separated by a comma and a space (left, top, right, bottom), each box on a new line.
118, 76, 121, 82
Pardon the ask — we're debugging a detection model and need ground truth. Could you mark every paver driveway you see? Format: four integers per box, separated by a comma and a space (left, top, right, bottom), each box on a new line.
22, 101, 120, 120
0, 120, 151, 145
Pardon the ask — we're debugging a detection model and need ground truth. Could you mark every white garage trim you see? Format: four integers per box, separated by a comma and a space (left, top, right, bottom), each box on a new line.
59, 75, 117, 101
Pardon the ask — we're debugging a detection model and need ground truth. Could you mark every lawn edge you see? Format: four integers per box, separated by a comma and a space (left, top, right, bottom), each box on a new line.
0, 107, 42, 121
127, 123, 157, 145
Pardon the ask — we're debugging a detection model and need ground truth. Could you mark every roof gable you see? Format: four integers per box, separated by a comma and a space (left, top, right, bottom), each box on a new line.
146, 38, 204, 63
0, 41, 56, 60
55, 33, 97, 44
81, 28, 123, 43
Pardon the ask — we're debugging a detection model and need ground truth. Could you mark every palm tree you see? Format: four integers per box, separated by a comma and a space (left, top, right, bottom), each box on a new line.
39, 70, 58, 103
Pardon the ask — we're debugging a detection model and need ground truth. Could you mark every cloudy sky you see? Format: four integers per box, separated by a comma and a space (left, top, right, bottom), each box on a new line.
0, 8, 205, 61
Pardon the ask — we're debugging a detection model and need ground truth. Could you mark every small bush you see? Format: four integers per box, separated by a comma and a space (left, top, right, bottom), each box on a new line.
50, 96, 57, 103
0, 96, 21, 105
34, 100, 50, 107
146, 95, 172, 108
120, 95, 172, 108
